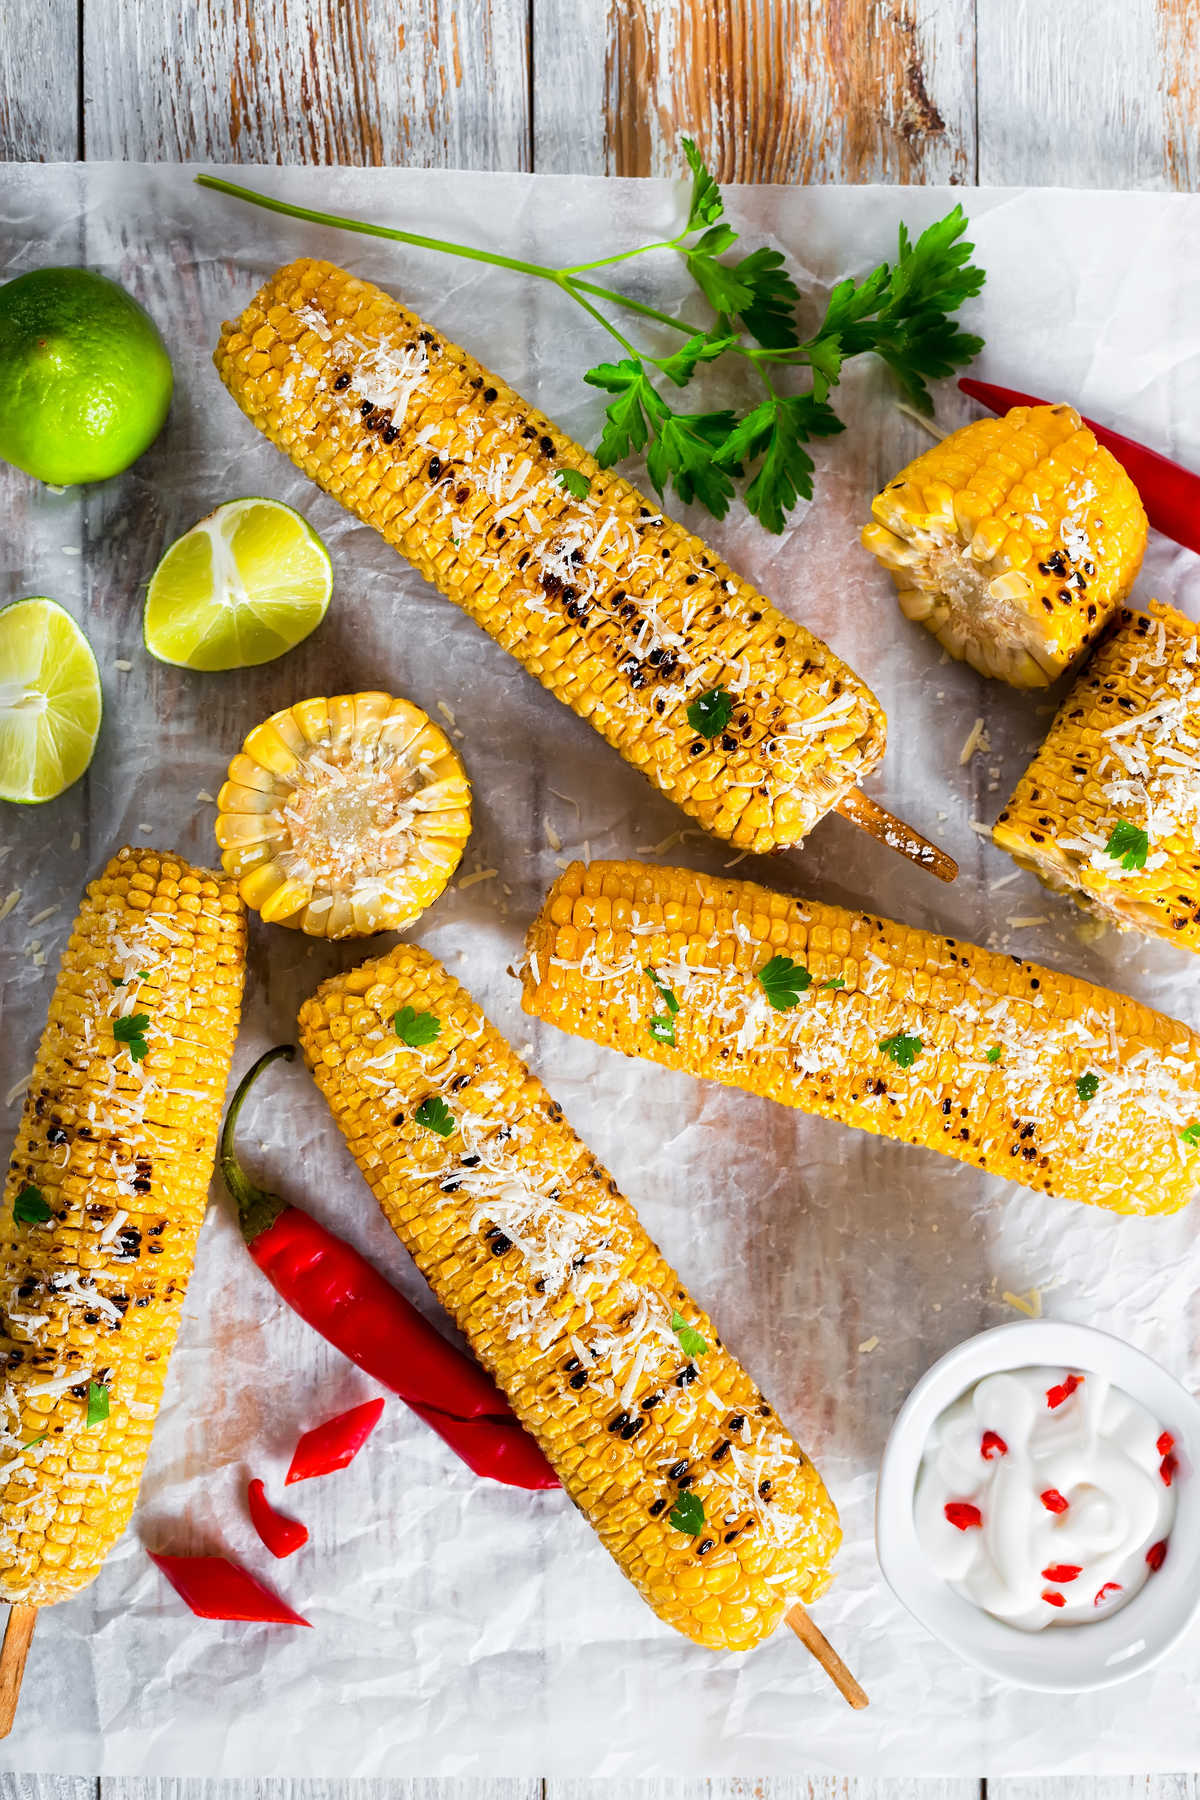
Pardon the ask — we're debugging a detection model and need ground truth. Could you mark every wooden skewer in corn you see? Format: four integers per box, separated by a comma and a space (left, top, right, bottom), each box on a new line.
0, 1605, 36, 1738
786, 1602, 869, 1709
837, 787, 959, 884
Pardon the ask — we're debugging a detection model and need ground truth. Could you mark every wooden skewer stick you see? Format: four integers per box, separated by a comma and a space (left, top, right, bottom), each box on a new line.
785, 1601, 869, 1710
0, 1605, 36, 1739
837, 788, 958, 884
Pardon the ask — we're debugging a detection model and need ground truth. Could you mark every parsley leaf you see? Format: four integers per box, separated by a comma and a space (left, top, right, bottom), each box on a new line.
13, 1184, 51, 1225
655, 332, 739, 388
111, 971, 148, 988
86, 1381, 110, 1427
686, 688, 733, 737
644, 408, 739, 516
732, 247, 802, 350
648, 1015, 677, 1046
1181, 1123, 1200, 1147
757, 955, 812, 1010
112, 1013, 150, 1063
820, 976, 846, 991
1075, 1072, 1100, 1104
668, 1490, 706, 1535
586, 357, 669, 464
393, 1006, 441, 1048
685, 225, 756, 315
555, 467, 591, 500
671, 1310, 708, 1358
714, 393, 844, 534
985, 1046, 1002, 1064
1105, 820, 1149, 872
880, 1032, 923, 1069
682, 137, 723, 232
415, 1096, 455, 1137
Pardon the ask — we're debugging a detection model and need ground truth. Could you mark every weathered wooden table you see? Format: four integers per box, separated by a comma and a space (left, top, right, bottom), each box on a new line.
2, 1, 1198, 1795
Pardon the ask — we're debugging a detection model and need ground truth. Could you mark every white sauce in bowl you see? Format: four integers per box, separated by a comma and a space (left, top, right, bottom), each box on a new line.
914, 1366, 1178, 1630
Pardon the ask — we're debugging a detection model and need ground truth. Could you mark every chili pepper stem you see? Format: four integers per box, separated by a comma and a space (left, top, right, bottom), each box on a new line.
0, 1604, 37, 1738
220, 1045, 296, 1245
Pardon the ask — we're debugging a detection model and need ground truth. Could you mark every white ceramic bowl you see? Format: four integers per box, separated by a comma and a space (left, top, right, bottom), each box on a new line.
875, 1319, 1200, 1691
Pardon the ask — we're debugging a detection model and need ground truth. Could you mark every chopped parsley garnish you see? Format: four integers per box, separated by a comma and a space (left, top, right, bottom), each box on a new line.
393, 1006, 441, 1048
86, 1382, 110, 1427
1105, 820, 1149, 871
22, 1433, 46, 1451
985, 1045, 1002, 1064
668, 1491, 706, 1535
670, 1310, 708, 1358
13, 1184, 51, 1225
1075, 1072, 1100, 1104
686, 688, 733, 738
555, 467, 591, 500
415, 1096, 455, 1137
1181, 1122, 1200, 1148
112, 971, 148, 988
644, 966, 680, 1013
112, 1012, 150, 1062
648, 1016, 677, 1046
820, 976, 845, 991
757, 954, 811, 1010
879, 1032, 923, 1069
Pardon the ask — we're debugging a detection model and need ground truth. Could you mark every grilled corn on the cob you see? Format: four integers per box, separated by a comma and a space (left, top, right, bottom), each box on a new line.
0, 848, 246, 1605
862, 404, 1147, 686
215, 691, 471, 937
994, 602, 1200, 949
214, 258, 885, 856
297, 944, 840, 1652
521, 859, 1200, 1216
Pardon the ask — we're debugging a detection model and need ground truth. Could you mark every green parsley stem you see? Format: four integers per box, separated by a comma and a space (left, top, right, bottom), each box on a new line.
558, 237, 686, 276
565, 278, 698, 336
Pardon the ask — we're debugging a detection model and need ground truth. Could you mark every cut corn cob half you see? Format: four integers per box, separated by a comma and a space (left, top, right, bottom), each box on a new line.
862, 404, 1147, 687
994, 602, 1200, 949
521, 859, 1200, 1216
213, 259, 886, 856
215, 691, 470, 938
297, 944, 840, 1652
0, 848, 246, 1605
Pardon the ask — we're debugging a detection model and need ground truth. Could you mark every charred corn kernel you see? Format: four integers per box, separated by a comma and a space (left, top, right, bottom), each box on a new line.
863, 404, 1147, 687
297, 944, 839, 1651
0, 848, 246, 1605
994, 602, 1200, 949
215, 691, 471, 938
214, 259, 885, 855
521, 860, 1200, 1217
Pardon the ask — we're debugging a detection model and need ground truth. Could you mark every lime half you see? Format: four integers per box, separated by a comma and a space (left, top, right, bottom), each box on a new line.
144, 498, 333, 671
0, 598, 102, 803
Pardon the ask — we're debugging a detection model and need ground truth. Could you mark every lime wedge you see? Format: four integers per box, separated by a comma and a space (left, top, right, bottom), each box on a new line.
143, 498, 332, 671
0, 598, 102, 803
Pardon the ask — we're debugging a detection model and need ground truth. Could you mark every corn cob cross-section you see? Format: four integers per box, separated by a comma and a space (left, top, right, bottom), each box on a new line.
521, 860, 1200, 1216
214, 258, 885, 856
994, 603, 1200, 951
298, 944, 840, 1652
0, 848, 246, 1605
862, 404, 1147, 687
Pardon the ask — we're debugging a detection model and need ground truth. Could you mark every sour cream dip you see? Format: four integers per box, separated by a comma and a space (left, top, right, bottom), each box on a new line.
914, 1366, 1177, 1630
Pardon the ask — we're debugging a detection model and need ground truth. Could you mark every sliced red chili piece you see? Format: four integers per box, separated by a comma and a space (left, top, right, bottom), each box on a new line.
149, 1552, 310, 1625
944, 1501, 983, 1530
1041, 1590, 1067, 1608
1146, 1540, 1168, 1572
1041, 1563, 1082, 1583
1160, 1452, 1179, 1488
1046, 1373, 1084, 1409
980, 1430, 1008, 1460
247, 1478, 309, 1558
1040, 1488, 1069, 1514
1094, 1583, 1123, 1606
286, 1396, 385, 1485
1157, 1431, 1175, 1458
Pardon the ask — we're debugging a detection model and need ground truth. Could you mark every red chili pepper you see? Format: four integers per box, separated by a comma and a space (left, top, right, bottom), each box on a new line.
1094, 1582, 1123, 1606
980, 1430, 1008, 1460
1146, 1539, 1169, 1572
220, 1048, 557, 1492
1046, 1373, 1084, 1410
149, 1552, 310, 1625
1041, 1590, 1067, 1608
1041, 1563, 1082, 1583
247, 1478, 309, 1558
944, 1501, 983, 1530
286, 1397, 385, 1485
1158, 1431, 1176, 1458
959, 377, 1200, 556
1160, 1452, 1179, 1488
1041, 1488, 1070, 1514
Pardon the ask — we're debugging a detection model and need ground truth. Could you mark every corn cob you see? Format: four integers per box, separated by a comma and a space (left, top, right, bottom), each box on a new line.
862, 404, 1147, 687
215, 691, 472, 937
521, 860, 1200, 1217
993, 602, 1200, 949
213, 258, 885, 856
297, 944, 840, 1652
0, 848, 246, 1605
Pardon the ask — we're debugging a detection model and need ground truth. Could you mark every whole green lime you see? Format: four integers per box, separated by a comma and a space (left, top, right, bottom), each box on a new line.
0, 267, 173, 486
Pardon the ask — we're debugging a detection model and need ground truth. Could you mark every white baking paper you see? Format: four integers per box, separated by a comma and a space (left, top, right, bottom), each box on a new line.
1, 165, 1199, 1776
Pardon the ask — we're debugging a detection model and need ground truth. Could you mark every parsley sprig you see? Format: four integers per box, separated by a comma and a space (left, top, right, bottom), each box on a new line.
1105, 820, 1149, 872
415, 1096, 455, 1137
199, 148, 983, 533
756, 955, 812, 1010
393, 1006, 441, 1048
113, 1013, 150, 1063
645, 965, 680, 1046
670, 1310, 708, 1358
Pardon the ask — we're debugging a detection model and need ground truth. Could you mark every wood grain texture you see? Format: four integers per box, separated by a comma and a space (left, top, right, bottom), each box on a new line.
96, 1784, 539, 1800
1159, 0, 1200, 188
80, 0, 531, 168
0, 0, 77, 162
534, 0, 975, 182
545, 1782, 981, 1800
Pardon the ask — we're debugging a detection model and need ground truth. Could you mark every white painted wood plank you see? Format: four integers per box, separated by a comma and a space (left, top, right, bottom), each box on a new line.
0, 0, 77, 162
80, 0, 531, 169
546, 1782, 981, 1800
97, 1782, 539, 1800
0, 1781, 95, 1800
992, 1781, 1199, 1800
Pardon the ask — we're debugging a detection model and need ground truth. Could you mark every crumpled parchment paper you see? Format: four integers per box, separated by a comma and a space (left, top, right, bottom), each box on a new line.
1, 164, 1199, 1776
